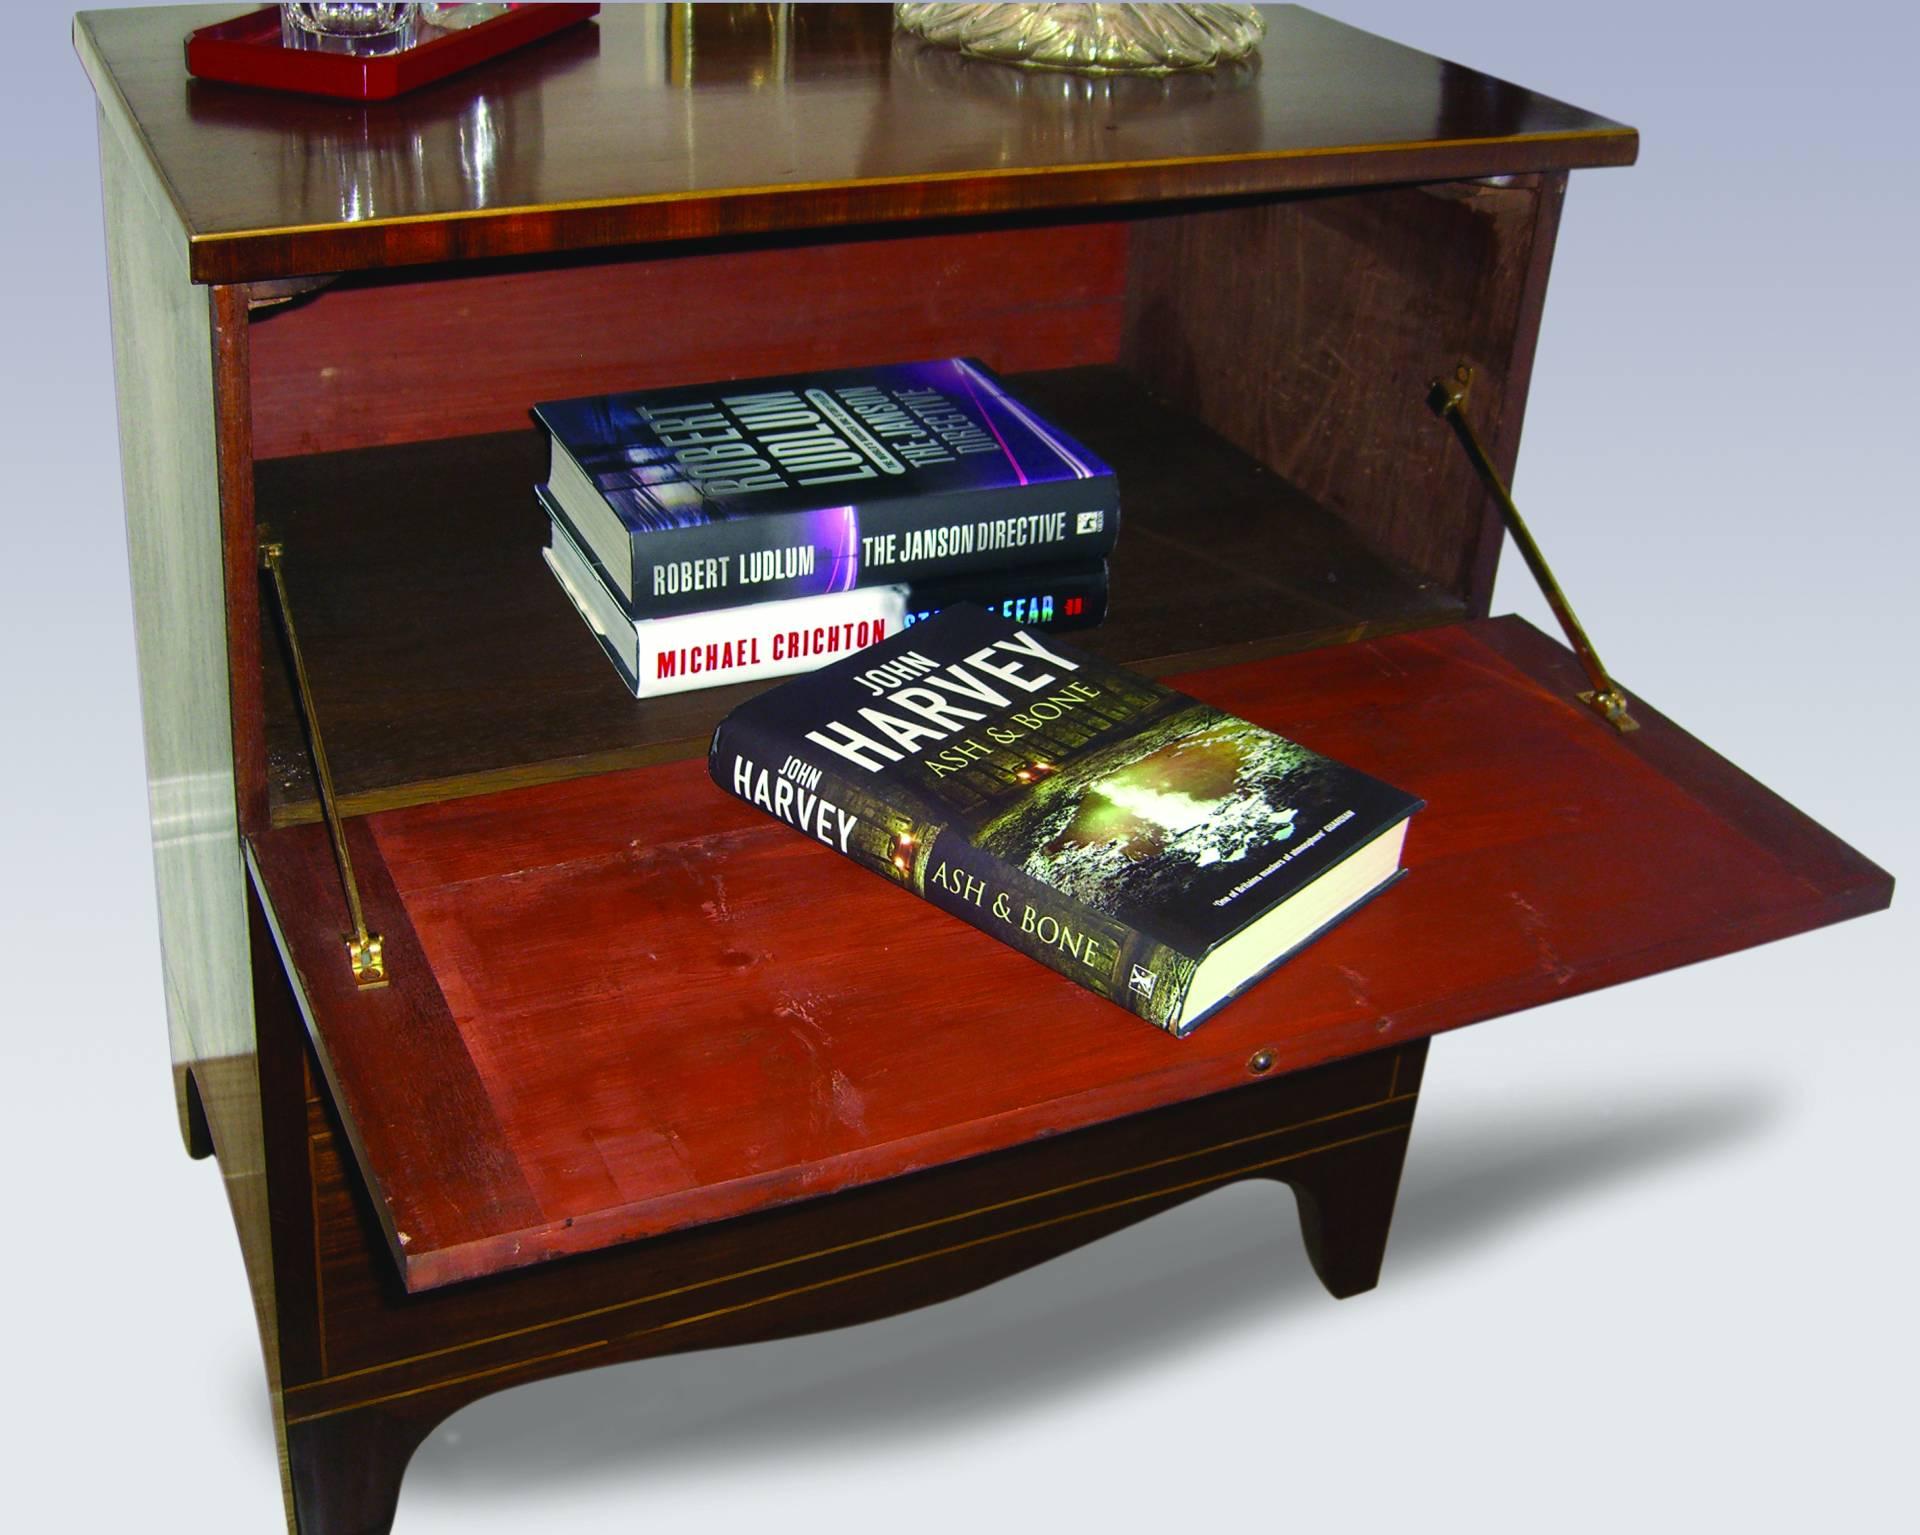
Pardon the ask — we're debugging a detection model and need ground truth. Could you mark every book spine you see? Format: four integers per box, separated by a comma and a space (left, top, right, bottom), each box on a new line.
900, 562, 1108, 633
626, 475, 1119, 619
708, 717, 1201, 1034
630, 587, 906, 698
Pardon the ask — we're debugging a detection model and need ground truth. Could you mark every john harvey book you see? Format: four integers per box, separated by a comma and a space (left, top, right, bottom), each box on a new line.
536, 358, 1118, 618
709, 606, 1421, 1035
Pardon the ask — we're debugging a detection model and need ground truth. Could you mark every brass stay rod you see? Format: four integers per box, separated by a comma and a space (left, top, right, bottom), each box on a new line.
260, 539, 388, 988
1427, 365, 1638, 733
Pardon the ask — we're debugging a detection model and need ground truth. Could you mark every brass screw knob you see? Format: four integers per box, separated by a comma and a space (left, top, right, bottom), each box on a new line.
1248, 1048, 1276, 1075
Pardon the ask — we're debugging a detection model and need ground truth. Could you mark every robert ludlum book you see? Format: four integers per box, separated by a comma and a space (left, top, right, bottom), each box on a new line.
709, 607, 1422, 1035
546, 509, 1111, 698
543, 512, 908, 698
536, 358, 1118, 618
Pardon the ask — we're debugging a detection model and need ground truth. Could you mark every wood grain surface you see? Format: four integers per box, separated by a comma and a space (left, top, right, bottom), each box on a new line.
288, 1038, 1422, 1394
248, 222, 1129, 459
247, 616, 1893, 1292
73, 4, 1637, 283
271, 1032, 1424, 1531
1124, 174, 1567, 602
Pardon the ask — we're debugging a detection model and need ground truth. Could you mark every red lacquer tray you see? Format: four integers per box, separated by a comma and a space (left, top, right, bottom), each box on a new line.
185, 5, 599, 101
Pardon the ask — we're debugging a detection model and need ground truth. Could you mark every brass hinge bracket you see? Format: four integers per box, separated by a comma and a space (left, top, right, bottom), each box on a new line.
1427, 364, 1638, 733
260, 538, 389, 988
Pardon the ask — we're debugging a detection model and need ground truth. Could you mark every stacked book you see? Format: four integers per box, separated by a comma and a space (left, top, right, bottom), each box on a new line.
710, 605, 1421, 1035
534, 358, 1119, 697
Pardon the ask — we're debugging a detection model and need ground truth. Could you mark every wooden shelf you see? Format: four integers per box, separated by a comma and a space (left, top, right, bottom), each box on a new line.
257, 364, 1467, 826
248, 617, 1892, 1293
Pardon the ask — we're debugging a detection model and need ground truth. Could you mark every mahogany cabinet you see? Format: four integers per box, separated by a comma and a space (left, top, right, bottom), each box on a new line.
74, 7, 1891, 1534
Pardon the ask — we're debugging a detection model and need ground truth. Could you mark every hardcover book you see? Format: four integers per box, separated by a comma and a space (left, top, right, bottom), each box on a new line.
897, 561, 1108, 633
709, 606, 1421, 1035
544, 510, 1109, 698
536, 358, 1118, 618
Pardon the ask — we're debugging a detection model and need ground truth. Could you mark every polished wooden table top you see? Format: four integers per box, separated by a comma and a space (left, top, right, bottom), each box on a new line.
76, 4, 1635, 282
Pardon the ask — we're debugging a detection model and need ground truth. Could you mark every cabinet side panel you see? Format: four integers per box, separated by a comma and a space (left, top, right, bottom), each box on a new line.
97, 88, 308, 1535
1123, 179, 1555, 599
98, 108, 253, 1152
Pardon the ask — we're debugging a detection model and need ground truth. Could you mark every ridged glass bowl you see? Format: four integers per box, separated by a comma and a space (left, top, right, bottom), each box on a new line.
894, 4, 1265, 75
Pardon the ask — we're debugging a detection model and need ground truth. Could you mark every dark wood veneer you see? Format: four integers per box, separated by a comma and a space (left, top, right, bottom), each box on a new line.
247, 222, 1130, 459
1124, 174, 1568, 601
229, 871, 1427, 1528
212, 283, 270, 836
238, 889, 1427, 1531
294, 1039, 1420, 1393
73, 5, 1635, 284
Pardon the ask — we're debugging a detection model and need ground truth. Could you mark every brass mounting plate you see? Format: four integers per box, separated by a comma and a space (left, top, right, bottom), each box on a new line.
348, 932, 388, 990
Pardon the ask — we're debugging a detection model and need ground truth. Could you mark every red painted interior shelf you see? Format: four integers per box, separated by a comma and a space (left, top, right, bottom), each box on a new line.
247, 617, 1890, 1292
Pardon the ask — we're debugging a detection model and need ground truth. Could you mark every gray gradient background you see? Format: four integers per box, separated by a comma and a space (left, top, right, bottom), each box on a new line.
3, 3, 1912, 1530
